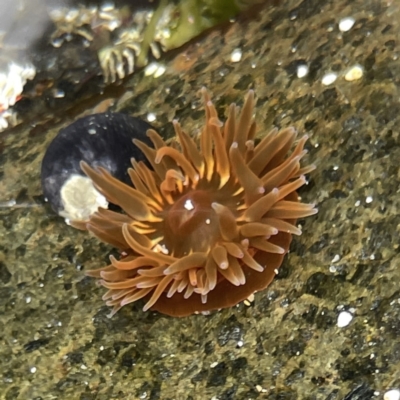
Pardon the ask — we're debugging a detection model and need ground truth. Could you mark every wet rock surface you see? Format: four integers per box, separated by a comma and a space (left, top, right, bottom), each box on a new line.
1, 0, 400, 398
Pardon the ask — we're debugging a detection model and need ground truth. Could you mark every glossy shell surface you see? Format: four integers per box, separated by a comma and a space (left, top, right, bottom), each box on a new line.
41, 112, 153, 221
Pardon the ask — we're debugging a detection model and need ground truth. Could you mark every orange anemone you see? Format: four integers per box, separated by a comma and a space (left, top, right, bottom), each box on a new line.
80, 88, 317, 317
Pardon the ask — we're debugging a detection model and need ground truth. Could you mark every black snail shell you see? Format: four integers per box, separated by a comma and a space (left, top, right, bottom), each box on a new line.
41, 112, 153, 224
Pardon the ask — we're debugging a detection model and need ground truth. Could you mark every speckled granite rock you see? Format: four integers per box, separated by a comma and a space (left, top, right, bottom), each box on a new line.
1, 0, 400, 399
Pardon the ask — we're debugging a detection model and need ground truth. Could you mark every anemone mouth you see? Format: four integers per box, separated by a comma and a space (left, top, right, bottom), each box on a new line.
80, 88, 317, 317
161, 189, 220, 255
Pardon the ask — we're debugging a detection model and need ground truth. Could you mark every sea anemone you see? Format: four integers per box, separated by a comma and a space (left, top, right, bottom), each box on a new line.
81, 88, 317, 317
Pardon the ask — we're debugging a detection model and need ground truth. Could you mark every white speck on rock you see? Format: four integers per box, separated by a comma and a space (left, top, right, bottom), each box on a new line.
345, 65, 364, 81
322, 72, 337, 86
53, 88, 65, 98
144, 62, 159, 76
147, 113, 156, 122
154, 64, 166, 78
256, 385, 268, 393
230, 48, 242, 63
297, 64, 309, 78
337, 311, 353, 328
384, 389, 400, 400
339, 17, 355, 32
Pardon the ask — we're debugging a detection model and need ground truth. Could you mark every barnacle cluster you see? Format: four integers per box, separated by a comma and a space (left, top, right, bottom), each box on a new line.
0, 62, 36, 130
98, 8, 156, 83
48, 3, 126, 47
49, 0, 265, 83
